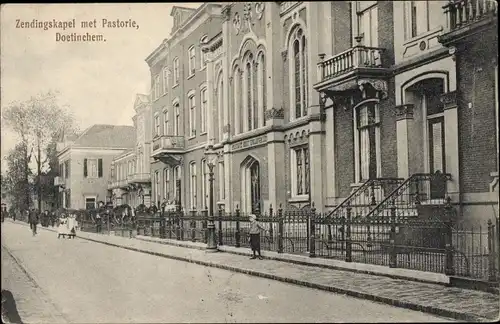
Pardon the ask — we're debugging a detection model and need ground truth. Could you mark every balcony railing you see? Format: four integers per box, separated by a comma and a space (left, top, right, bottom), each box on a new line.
317, 46, 385, 82
54, 176, 66, 186
131, 173, 151, 183
152, 135, 185, 152
444, 0, 498, 31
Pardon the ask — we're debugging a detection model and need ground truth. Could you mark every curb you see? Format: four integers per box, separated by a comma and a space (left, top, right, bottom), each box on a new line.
134, 236, 451, 287
7, 222, 493, 322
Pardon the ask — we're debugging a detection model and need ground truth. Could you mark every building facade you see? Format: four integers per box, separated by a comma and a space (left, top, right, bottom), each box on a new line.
108, 94, 153, 208
54, 125, 136, 210
143, 1, 498, 221
145, 4, 224, 211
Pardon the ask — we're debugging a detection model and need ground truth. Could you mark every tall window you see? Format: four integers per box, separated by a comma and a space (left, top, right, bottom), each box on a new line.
201, 87, 207, 133
291, 147, 310, 196
189, 162, 197, 209
155, 75, 161, 100
218, 161, 225, 200
174, 166, 181, 203
357, 1, 378, 47
357, 102, 380, 181
258, 54, 267, 128
188, 93, 196, 137
234, 68, 241, 134
64, 160, 70, 178
163, 109, 169, 135
154, 114, 160, 136
163, 168, 170, 201
173, 57, 180, 84
174, 103, 180, 136
404, 0, 444, 40
83, 158, 103, 179
154, 171, 160, 206
218, 78, 224, 140
163, 68, 169, 94
290, 27, 308, 120
188, 46, 196, 76
201, 159, 208, 209
200, 35, 208, 69
246, 61, 254, 131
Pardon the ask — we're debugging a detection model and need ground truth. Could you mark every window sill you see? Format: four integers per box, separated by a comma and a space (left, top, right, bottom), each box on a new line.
187, 74, 195, 80
289, 195, 309, 203
188, 135, 196, 140
199, 131, 207, 136
199, 66, 207, 72
172, 83, 179, 89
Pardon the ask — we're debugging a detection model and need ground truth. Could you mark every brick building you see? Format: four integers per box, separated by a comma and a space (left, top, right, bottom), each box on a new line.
54, 125, 136, 210
144, 1, 498, 221
108, 94, 153, 208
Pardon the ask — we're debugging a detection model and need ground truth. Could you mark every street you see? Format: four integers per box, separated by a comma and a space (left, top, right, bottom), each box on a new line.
1, 222, 453, 323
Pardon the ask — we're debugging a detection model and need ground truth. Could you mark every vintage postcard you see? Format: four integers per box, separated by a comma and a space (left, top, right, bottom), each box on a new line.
1, 2, 499, 323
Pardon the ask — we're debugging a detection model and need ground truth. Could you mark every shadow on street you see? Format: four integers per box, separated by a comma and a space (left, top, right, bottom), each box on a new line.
1, 290, 23, 324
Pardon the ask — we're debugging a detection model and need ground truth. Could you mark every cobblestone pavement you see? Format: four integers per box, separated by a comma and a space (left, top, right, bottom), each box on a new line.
1, 221, 454, 323
1, 245, 68, 323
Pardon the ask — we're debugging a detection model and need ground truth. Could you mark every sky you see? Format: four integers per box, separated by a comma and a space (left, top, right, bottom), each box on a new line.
0, 3, 203, 171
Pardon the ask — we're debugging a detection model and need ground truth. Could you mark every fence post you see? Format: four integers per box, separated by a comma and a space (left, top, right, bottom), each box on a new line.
202, 209, 208, 244
176, 210, 181, 241
218, 205, 224, 246
309, 203, 316, 258
269, 204, 274, 243
345, 204, 352, 262
389, 200, 397, 268
160, 214, 166, 239
488, 219, 497, 282
278, 204, 284, 254
235, 205, 241, 248
444, 197, 455, 276
179, 209, 185, 241
191, 210, 196, 242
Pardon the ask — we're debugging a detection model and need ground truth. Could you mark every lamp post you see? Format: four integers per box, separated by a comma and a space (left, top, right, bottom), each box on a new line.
205, 144, 218, 251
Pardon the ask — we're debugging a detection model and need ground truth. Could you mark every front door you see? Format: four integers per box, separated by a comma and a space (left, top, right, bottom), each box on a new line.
428, 117, 446, 200
250, 162, 261, 214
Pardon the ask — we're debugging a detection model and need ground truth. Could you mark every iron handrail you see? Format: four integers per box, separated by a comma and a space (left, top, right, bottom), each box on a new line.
365, 173, 452, 219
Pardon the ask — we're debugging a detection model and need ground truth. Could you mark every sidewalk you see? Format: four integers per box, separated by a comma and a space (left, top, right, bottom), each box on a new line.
12, 221, 500, 322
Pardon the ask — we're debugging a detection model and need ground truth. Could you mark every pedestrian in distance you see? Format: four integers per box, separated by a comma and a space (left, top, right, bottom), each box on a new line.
248, 214, 268, 260
29, 209, 39, 236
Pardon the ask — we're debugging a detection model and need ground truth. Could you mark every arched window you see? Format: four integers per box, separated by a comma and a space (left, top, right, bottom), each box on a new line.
162, 68, 169, 95
173, 166, 181, 204
289, 27, 308, 120
188, 92, 196, 137
257, 53, 266, 128
200, 35, 208, 69
233, 67, 241, 134
188, 45, 196, 76
173, 57, 180, 84
173, 101, 180, 136
200, 87, 207, 134
218, 77, 224, 140
163, 107, 169, 135
246, 61, 253, 131
201, 159, 208, 209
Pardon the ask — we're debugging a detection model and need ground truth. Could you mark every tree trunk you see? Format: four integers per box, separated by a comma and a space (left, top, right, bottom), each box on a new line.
37, 139, 42, 212
24, 144, 30, 211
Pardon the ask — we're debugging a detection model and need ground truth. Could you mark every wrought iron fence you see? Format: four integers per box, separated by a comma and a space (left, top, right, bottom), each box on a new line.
70, 203, 499, 283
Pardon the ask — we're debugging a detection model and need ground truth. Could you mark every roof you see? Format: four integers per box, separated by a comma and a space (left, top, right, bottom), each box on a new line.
73, 124, 136, 149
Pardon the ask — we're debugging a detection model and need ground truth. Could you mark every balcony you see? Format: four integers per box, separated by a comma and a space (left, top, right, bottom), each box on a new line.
130, 173, 151, 184
439, 0, 498, 46
151, 135, 185, 166
107, 179, 129, 190
54, 176, 66, 187
314, 45, 390, 104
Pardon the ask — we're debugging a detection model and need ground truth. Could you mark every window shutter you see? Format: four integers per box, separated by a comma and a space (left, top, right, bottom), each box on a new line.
98, 159, 103, 178
83, 159, 88, 178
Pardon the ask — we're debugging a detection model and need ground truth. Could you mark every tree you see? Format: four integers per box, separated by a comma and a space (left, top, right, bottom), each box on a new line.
2, 90, 78, 211
2, 143, 33, 212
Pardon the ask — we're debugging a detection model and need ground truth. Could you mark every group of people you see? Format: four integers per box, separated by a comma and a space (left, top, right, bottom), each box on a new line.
57, 213, 78, 239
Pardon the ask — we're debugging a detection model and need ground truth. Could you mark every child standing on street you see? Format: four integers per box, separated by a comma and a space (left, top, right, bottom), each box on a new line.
248, 214, 268, 260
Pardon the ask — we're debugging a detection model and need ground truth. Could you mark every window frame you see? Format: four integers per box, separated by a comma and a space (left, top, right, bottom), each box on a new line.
290, 146, 310, 198
86, 158, 99, 179
162, 68, 169, 95
155, 75, 161, 101
188, 45, 196, 77
174, 102, 180, 136
173, 57, 180, 85
200, 87, 207, 134
163, 167, 170, 201
154, 113, 160, 137
163, 108, 169, 136
200, 35, 208, 70
288, 27, 308, 121
189, 162, 197, 209
188, 92, 196, 138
